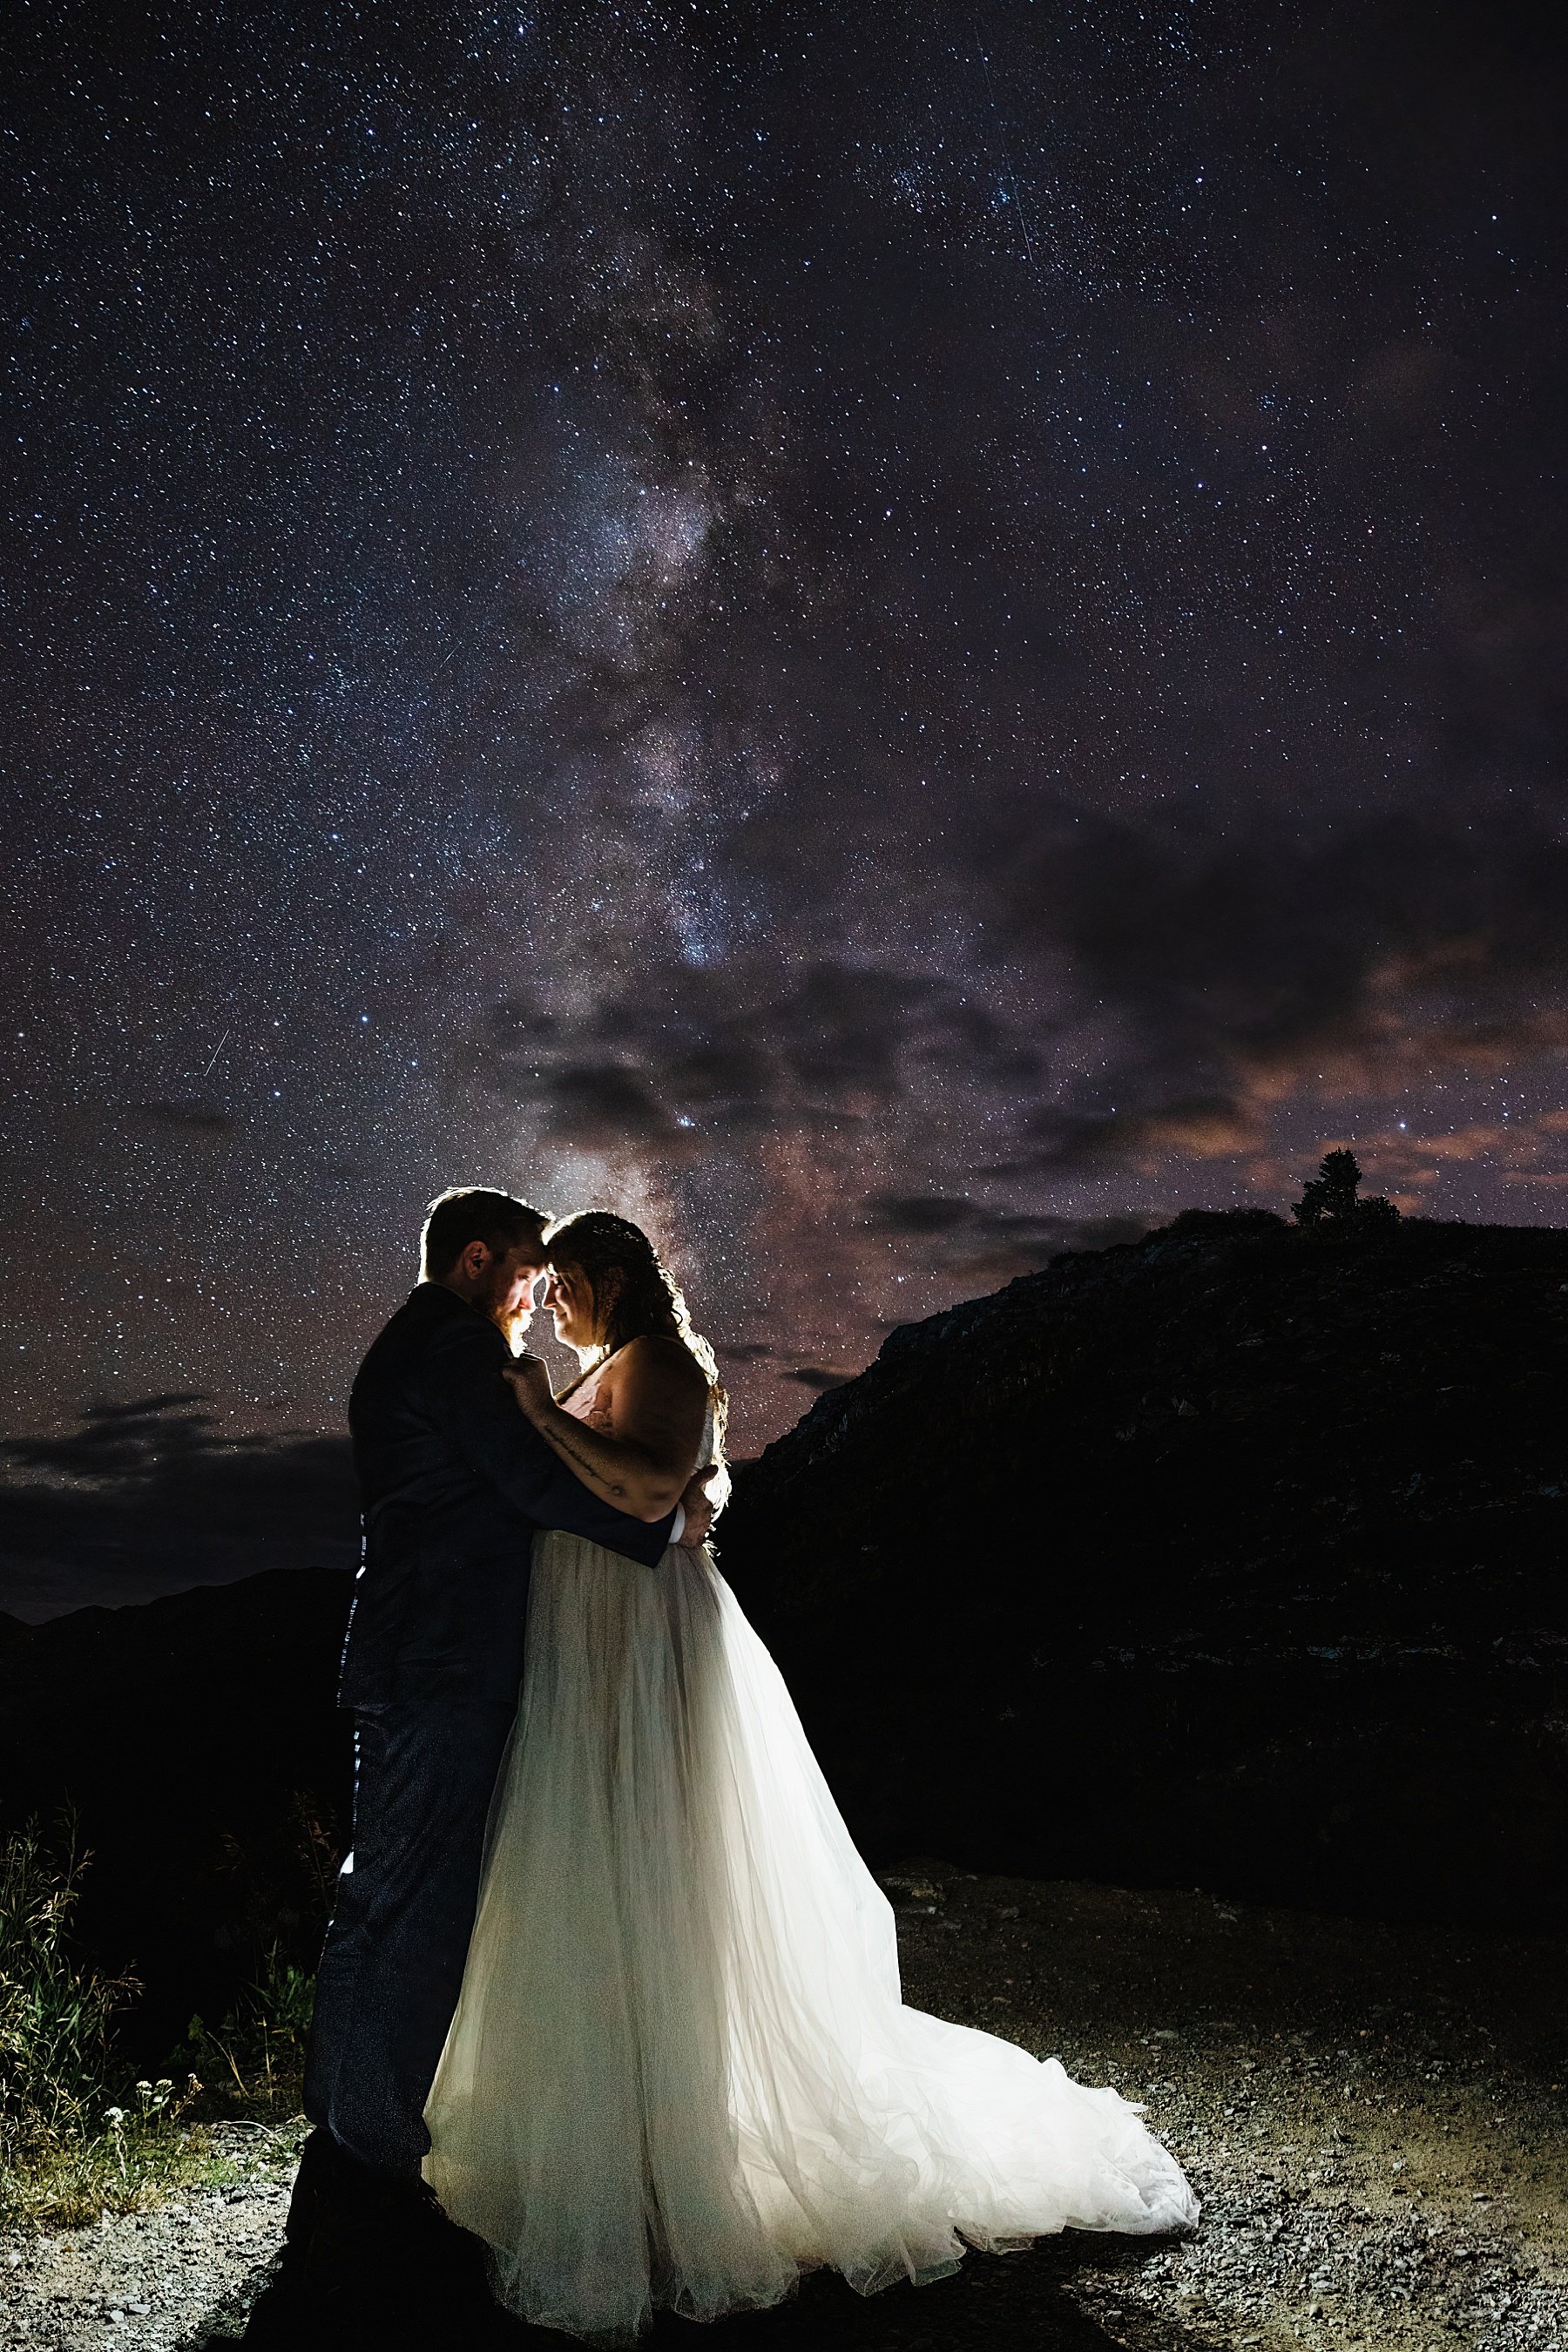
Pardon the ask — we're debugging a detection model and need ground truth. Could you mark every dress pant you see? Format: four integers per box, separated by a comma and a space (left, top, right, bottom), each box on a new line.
303, 1699, 517, 2180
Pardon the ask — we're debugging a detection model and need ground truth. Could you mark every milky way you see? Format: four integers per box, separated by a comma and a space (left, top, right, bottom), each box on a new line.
3, 2, 1565, 1454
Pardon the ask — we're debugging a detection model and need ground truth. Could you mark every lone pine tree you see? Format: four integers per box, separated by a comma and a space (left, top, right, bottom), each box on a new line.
1292, 1149, 1401, 1230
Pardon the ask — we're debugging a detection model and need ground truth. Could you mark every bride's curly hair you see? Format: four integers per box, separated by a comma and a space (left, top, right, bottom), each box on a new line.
544, 1210, 727, 1446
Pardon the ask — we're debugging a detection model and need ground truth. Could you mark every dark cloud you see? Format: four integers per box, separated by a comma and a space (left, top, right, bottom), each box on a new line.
667, 1042, 776, 1122
866, 1194, 976, 1235
1013, 808, 1568, 1057
543, 1064, 680, 1150
4, 1394, 213, 1483
483, 994, 562, 1051
762, 966, 937, 1099
999, 808, 1568, 1166
1017, 1097, 1263, 1176
132, 1101, 235, 1133
936, 1209, 1157, 1283
474, 960, 966, 1149
863, 1193, 1157, 1277
0, 1396, 356, 1621
784, 1365, 856, 1391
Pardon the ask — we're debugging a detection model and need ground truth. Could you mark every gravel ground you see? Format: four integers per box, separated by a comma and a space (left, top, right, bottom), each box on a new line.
886, 1869, 1568, 2351
2, 1874, 1564, 2350
0, 2127, 303, 2352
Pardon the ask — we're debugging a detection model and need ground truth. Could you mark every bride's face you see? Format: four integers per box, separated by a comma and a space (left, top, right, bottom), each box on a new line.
543, 1262, 598, 1352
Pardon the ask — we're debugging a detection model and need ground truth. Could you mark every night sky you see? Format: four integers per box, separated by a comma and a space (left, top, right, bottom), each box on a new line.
3, 1, 1566, 1462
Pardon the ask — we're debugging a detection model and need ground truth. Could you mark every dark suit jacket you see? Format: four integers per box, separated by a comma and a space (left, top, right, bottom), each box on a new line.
340, 1282, 674, 1707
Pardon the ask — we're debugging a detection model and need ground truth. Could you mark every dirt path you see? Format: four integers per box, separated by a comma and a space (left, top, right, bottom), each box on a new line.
3, 1874, 1564, 2349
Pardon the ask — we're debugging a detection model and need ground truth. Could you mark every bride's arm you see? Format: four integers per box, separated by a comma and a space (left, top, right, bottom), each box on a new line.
504, 1340, 706, 1524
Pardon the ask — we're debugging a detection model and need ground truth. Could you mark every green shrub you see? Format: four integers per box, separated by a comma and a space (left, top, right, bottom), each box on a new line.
177, 1944, 316, 2116
0, 1821, 220, 2227
0, 1812, 322, 2227
0, 1815, 129, 2146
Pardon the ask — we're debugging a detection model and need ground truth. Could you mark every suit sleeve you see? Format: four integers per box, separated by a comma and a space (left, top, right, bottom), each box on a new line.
422, 1314, 676, 1565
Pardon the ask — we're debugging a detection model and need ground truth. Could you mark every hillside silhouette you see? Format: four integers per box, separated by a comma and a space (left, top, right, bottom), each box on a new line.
723, 1210, 1568, 1927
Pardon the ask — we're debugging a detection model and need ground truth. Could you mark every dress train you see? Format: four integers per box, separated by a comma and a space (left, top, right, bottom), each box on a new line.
424, 1532, 1198, 2341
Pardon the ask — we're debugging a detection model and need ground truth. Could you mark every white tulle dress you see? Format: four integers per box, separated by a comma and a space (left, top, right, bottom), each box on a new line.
424, 1398, 1198, 2342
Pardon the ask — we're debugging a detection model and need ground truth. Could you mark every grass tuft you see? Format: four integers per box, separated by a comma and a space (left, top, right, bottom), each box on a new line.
177, 1944, 314, 2118
0, 1819, 315, 2230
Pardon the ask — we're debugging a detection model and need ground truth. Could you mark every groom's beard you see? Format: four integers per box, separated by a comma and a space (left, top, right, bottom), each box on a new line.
499, 1305, 534, 1354
475, 1269, 537, 1353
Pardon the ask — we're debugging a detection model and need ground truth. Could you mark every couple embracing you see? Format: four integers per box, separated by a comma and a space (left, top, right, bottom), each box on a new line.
287, 1186, 1196, 2341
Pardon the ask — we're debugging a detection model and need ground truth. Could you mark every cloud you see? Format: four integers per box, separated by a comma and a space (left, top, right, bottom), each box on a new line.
936, 1208, 1157, 1283
451, 786, 1568, 1459
783, 1364, 856, 1391
4, 1395, 213, 1483
999, 806, 1568, 1165
666, 1040, 776, 1120
132, 1100, 235, 1132
0, 1396, 356, 1621
865, 1193, 975, 1234
860, 1191, 1158, 1281
470, 799, 1568, 1248
474, 960, 963, 1147
1018, 1095, 1263, 1175
759, 965, 937, 1099
544, 1064, 680, 1149
863, 1188, 1152, 1251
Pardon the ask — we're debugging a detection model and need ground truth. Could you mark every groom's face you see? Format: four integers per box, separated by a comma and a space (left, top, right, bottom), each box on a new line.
479, 1244, 546, 1342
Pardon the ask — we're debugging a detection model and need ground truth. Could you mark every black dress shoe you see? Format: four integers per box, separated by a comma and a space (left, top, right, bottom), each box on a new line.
274, 2129, 498, 2333
308, 2165, 490, 2301
282, 2126, 343, 2249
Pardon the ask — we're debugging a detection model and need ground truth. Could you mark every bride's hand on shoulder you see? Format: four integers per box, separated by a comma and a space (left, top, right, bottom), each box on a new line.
674, 1459, 730, 1548
674, 1478, 715, 1549
504, 1354, 555, 1422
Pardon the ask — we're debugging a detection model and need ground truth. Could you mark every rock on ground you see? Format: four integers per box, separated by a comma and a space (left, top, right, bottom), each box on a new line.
2, 1876, 1564, 2350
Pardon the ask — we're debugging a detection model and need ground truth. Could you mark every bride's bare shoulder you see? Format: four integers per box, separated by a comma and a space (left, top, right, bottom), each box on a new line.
614, 1334, 706, 1388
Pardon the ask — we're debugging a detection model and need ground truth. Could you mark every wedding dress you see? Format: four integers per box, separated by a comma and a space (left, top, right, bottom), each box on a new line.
424, 1381, 1198, 2342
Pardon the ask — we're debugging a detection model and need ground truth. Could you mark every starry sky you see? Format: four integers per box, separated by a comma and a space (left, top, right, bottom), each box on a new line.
3, 0, 1567, 1466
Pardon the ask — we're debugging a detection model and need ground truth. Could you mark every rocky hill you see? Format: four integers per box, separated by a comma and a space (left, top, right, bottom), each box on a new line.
719, 1212, 1568, 1930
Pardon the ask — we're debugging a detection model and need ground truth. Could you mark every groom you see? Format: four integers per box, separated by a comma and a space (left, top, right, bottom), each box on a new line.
287, 1186, 707, 2295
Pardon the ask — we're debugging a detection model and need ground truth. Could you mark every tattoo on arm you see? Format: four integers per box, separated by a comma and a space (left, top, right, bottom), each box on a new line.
543, 1416, 627, 1498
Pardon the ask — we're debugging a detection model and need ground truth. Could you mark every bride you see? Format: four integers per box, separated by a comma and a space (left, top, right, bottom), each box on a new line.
422, 1211, 1197, 2340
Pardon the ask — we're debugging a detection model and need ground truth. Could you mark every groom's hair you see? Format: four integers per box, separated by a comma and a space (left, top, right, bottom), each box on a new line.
421, 1187, 550, 1279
